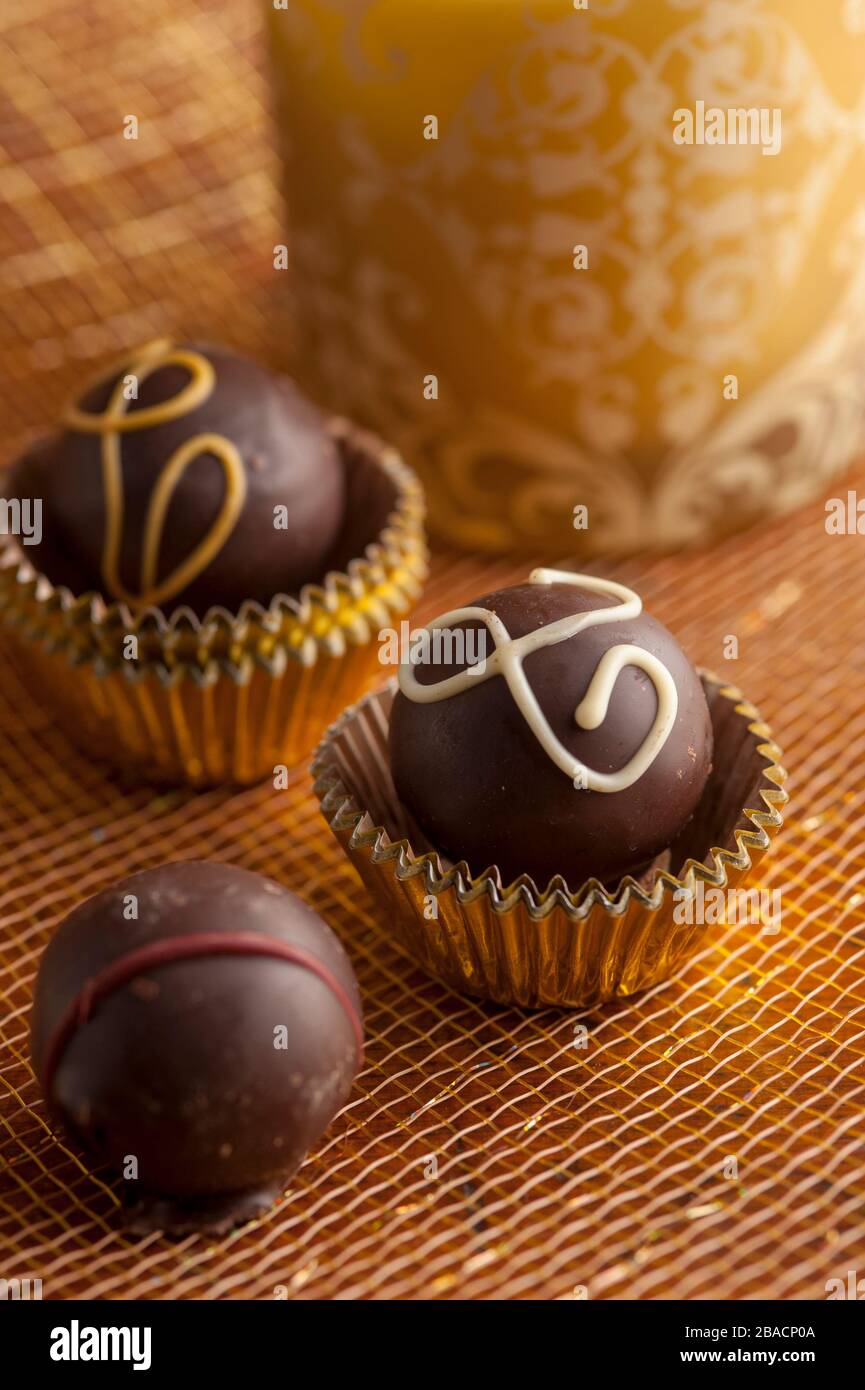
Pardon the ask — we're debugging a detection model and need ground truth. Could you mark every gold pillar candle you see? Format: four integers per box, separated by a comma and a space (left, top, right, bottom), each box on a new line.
267, 1, 865, 554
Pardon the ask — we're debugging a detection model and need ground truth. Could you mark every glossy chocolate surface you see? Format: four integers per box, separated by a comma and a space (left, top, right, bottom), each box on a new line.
389, 581, 713, 892
30, 861, 363, 1233
10, 342, 345, 616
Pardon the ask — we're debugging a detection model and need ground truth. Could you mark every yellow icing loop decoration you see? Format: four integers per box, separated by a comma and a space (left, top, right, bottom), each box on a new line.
63, 339, 247, 609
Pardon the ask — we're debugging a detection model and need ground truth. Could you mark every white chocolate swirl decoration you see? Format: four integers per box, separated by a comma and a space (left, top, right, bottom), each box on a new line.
63, 339, 247, 609
398, 568, 678, 793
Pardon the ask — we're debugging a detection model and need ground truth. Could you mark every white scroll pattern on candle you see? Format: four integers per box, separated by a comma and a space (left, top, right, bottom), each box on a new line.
398, 569, 678, 794
278, 1, 865, 553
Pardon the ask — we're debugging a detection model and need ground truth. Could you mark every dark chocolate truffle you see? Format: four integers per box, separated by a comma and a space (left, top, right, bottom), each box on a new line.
9, 339, 345, 616
389, 569, 713, 893
30, 861, 363, 1234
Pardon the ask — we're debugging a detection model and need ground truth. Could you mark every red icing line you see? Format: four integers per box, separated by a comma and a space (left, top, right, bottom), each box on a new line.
41, 931, 364, 1099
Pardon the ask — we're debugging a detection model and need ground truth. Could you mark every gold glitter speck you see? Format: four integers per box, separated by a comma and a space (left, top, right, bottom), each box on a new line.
464, 1249, 497, 1274
687, 1201, 723, 1220
431, 1273, 457, 1292
291, 1261, 318, 1290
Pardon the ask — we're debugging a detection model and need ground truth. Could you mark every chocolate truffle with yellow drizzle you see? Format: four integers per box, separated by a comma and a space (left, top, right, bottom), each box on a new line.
9, 339, 345, 617
390, 569, 713, 892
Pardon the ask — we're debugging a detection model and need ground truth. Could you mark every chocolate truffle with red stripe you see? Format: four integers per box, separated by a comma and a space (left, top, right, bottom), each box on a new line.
30, 861, 363, 1234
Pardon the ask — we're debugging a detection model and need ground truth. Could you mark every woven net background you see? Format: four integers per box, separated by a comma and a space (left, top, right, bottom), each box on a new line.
1, 0, 864, 1302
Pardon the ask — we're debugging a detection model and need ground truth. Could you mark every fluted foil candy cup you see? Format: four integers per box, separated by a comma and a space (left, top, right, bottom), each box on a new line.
312, 677, 787, 1009
0, 422, 427, 787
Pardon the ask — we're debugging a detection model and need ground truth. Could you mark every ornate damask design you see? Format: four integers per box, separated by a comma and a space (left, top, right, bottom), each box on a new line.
315, 0, 407, 80
270, 0, 865, 552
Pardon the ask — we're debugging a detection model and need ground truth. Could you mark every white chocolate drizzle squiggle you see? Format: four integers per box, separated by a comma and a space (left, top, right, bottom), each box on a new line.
398, 568, 678, 793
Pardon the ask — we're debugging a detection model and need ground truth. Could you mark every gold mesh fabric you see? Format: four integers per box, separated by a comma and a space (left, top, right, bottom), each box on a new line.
1, 0, 864, 1301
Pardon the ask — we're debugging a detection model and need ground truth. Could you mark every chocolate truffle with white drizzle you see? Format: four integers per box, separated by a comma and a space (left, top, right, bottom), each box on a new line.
8, 339, 345, 617
390, 569, 713, 892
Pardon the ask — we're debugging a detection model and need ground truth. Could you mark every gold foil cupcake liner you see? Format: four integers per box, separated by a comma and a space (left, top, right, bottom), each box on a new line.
312, 676, 787, 1009
0, 421, 427, 786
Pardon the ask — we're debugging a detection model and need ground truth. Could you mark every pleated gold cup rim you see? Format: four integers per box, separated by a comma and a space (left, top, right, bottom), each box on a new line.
312, 675, 788, 1009
0, 420, 428, 786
